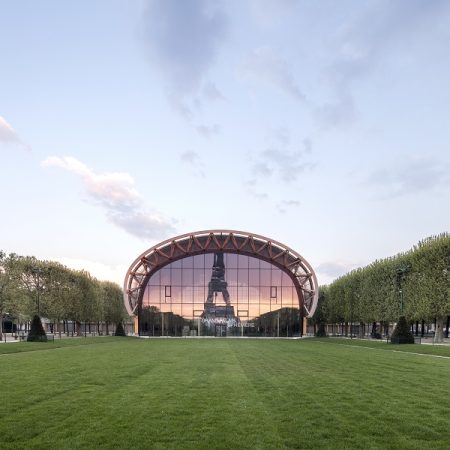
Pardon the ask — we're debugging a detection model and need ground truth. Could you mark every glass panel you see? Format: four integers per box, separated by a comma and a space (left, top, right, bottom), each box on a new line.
249, 269, 259, 285
171, 303, 182, 316
193, 268, 205, 286
248, 256, 260, 269
282, 286, 294, 306
182, 268, 193, 285
193, 254, 205, 268
238, 268, 249, 286
260, 269, 271, 286
182, 257, 193, 268
160, 268, 171, 285
204, 253, 214, 268
260, 287, 271, 304
237, 254, 248, 268
249, 287, 260, 303
149, 271, 160, 286
171, 286, 182, 303
237, 286, 248, 302
171, 268, 182, 286
225, 253, 237, 268
193, 286, 205, 304
182, 286, 194, 303
226, 268, 238, 286
148, 286, 160, 303
281, 270, 292, 286
160, 303, 171, 313
271, 268, 282, 286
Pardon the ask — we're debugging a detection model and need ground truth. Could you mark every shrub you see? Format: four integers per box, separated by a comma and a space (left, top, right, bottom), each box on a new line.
114, 322, 126, 336
27, 315, 47, 342
316, 323, 327, 337
390, 316, 414, 344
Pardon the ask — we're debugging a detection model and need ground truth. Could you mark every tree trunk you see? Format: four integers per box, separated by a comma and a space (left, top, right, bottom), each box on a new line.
445, 316, 450, 339
434, 316, 445, 343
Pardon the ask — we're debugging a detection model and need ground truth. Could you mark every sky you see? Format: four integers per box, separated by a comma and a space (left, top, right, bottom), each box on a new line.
1, 0, 449, 287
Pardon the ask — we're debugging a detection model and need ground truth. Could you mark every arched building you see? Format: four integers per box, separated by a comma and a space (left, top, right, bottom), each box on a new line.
124, 230, 318, 337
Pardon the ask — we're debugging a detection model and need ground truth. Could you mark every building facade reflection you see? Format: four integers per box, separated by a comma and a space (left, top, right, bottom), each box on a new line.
139, 252, 301, 337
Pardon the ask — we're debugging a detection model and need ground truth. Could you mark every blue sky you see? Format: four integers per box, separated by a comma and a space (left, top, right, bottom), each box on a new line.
1, 0, 449, 286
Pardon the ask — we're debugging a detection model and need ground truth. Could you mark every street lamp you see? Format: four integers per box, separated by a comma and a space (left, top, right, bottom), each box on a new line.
396, 265, 410, 317
31, 267, 45, 316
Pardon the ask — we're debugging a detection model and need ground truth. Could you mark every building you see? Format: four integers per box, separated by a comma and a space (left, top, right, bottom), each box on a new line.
124, 230, 318, 337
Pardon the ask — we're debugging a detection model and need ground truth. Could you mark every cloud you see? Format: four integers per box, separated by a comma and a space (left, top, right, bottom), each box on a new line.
249, 0, 297, 27
202, 82, 225, 102
253, 146, 314, 183
250, 131, 314, 184
0, 116, 29, 150
241, 46, 306, 102
180, 150, 205, 178
53, 257, 127, 285
195, 123, 220, 138
247, 189, 269, 200
276, 199, 300, 214
316, 260, 358, 280
42, 156, 175, 240
141, 0, 227, 117
367, 155, 450, 198
316, 0, 450, 128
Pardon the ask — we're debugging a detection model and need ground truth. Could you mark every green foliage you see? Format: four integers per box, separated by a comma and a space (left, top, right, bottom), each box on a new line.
390, 316, 415, 344
114, 322, 126, 336
324, 233, 450, 325
27, 315, 47, 342
0, 250, 127, 328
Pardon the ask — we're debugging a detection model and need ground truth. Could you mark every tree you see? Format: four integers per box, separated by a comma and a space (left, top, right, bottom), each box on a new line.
114, 322, 126, 336
390, 316, 414, 344
27, 314, 47, 342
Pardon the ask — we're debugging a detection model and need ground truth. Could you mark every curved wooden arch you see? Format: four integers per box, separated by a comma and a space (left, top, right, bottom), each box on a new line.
123, 230, 319, 318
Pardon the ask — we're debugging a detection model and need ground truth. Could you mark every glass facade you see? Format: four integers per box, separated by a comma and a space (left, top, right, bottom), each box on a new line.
139, 252, 301, 337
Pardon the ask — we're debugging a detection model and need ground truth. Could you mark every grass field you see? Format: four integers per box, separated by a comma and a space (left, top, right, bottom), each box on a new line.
1, 337, 449, 449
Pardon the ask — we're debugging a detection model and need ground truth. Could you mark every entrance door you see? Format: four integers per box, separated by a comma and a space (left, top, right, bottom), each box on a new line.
215, 324, 227, 337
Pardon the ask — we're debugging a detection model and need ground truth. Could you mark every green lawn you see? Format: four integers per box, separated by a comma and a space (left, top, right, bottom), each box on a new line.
1, 338, 449, 449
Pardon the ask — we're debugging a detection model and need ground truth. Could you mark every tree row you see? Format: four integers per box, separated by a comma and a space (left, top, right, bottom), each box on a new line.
315, 233, 449, 342
0, 251, 126, 339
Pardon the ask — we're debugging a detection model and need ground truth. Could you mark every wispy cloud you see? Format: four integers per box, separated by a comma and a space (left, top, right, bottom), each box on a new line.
316, 260, 358, 280
276, 199, 300, 214
367, 155, 450, 198
202, 82, 225, 102
316, 0, 450, 129
141, 0, 227, 118
42, 156, 175, 240
195, 123, 220, 138
252, 137, 314, 183
0, 116, 30, 150
240, 46, 306, 102
180, 150, 205, 178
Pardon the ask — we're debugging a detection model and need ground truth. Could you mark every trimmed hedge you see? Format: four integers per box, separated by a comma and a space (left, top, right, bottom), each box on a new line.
114, 322, 126, 336
27, 315, 47, 342
390, 316, 414, 344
